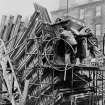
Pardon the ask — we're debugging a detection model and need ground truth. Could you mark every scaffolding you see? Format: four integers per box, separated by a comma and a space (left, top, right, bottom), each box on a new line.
0, 10, 105, 105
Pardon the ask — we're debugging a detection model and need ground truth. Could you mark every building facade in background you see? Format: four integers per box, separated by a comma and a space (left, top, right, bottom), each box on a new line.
51, 0, 105, 49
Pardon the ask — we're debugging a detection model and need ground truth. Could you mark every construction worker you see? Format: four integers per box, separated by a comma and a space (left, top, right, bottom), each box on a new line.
60, 26, 77, 65
78, 26, 104, 66
61, 19, 104, 66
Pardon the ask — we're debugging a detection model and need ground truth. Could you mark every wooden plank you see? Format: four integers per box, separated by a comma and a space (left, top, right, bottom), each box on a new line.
0, 15, 7, 38
21, 80, 30, 105
7, 15, 22, 52
3, 15, 14, 42
0, 72, 2, 99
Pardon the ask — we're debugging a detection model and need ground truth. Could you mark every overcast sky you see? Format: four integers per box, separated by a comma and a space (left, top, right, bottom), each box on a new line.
0, 0, 59, 19
0, 0, 86, 20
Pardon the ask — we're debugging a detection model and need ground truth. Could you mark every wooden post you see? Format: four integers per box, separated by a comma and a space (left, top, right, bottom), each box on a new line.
21, 79, 30, 105
7, 15, 22, 52
84, 37, 90, 57
0, 72, 2, 101
3, 15, 14, 42
103, 33, 105, 56
0, 15, 7, 38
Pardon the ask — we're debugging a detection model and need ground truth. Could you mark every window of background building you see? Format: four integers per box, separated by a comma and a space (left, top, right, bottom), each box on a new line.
96, 6, 101, 16
80, 8, 85, 19
95, 24, 101, 36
